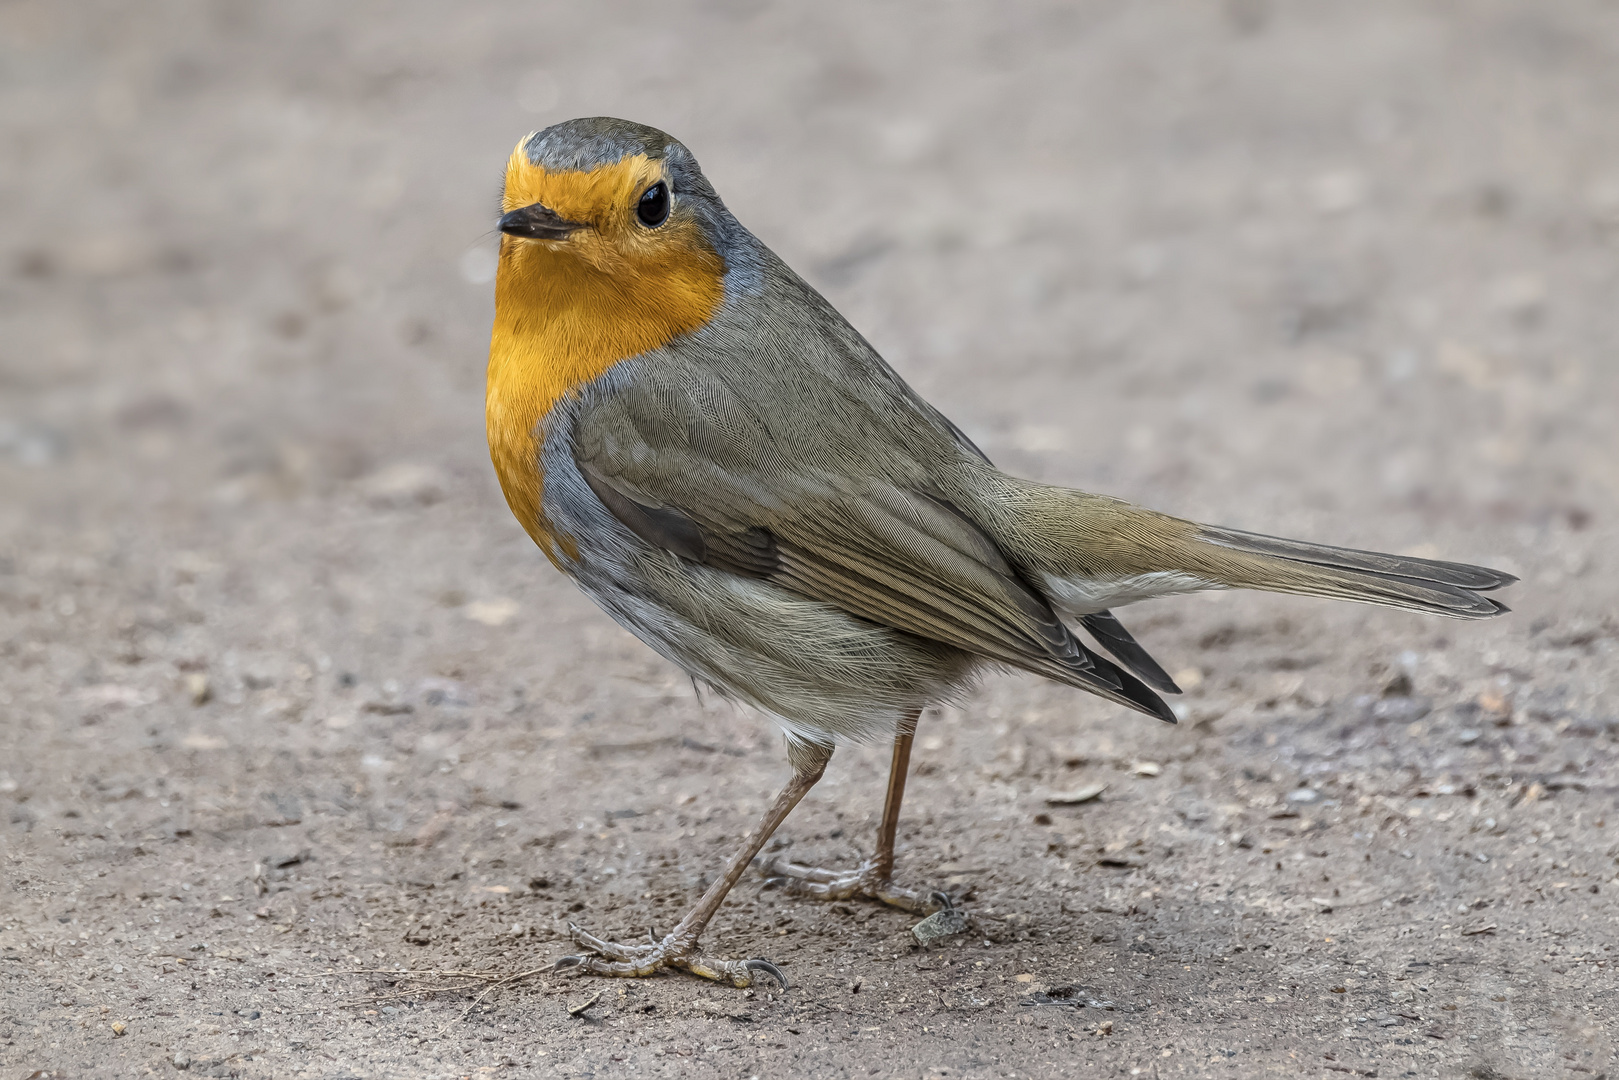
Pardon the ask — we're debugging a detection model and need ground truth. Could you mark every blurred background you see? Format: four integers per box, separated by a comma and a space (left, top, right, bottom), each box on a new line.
2, 2, 1615, 1076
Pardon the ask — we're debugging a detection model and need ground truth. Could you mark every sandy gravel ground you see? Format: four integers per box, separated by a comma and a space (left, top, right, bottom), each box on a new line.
2, 2, 1617, 1077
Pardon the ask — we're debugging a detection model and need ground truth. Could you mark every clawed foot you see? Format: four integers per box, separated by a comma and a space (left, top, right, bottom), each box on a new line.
757, 855, 952, 915
553, 922, 788, 989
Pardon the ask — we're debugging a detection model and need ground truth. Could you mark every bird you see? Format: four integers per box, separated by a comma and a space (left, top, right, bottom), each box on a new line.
485, 117, 1514, 988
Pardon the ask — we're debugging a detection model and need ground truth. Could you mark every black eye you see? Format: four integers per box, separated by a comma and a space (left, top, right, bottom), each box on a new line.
636, 182, 669, 227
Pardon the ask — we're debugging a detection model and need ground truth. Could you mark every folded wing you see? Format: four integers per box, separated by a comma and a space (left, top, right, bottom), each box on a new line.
571, 385, 1176, 724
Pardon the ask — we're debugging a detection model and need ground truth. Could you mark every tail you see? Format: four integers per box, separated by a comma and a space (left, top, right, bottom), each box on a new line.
1190, 522, 1514, 618
985, 481, 1516, 621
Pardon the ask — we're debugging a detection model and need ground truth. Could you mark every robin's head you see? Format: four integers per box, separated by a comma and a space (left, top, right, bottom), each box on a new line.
498, 118, 748, 290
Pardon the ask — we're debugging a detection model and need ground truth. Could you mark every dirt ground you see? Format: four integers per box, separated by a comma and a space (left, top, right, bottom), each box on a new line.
2, 2, 1617, 1077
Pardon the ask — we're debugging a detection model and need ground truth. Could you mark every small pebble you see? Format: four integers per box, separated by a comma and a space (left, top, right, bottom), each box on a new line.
1132, 762, 1162, 778
1457, 729, 1482, 746
1286, 788, 1320, 804
173, 1052, 191, 1070
110, 1021, 126, 1036
912, 903, 969, 946
1045, 783, 1107, 806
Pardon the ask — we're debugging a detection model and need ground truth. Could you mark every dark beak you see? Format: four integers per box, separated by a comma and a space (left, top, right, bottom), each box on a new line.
498, 202, 582, 240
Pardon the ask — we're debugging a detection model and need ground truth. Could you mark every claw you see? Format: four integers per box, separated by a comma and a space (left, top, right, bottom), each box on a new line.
928, 890, 953, 912
553, 954, 586, 972
744, 957, 789, 990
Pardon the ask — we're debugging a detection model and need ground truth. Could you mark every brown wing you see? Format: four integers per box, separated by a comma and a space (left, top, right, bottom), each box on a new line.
572, 410, 1174, 724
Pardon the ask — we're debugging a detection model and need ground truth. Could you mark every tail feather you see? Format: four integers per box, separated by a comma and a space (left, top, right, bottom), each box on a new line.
1199, 525, 1517, 592
980, 481, 1515, 623
1189, 526, 1511, 620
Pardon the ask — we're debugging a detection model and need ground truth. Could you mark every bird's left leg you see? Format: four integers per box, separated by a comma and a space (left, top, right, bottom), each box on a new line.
760, 711, 950, 915
557, 740, 831, 987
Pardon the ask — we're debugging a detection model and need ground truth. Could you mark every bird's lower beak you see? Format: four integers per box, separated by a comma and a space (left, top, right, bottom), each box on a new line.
498, 202, 582, 240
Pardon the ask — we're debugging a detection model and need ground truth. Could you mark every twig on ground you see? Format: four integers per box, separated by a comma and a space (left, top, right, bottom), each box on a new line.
314, 963, 556, 1026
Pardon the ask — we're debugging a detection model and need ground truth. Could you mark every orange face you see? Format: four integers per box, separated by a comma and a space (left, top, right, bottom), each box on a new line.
486, 137, 726, 566
499, 147, 715, 278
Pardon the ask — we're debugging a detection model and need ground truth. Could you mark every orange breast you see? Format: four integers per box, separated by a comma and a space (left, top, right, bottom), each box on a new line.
486, 151, 725, 567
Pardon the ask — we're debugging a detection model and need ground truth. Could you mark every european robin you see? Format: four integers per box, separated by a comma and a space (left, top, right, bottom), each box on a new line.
485, 118, 1513, 987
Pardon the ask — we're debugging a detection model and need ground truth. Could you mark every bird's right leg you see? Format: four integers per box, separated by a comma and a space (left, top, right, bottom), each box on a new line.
760, 712, 951, 915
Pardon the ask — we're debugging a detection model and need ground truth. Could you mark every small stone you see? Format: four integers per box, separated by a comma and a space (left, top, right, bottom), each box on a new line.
1285, 788, 1320, 804
1132, 762, 1162, 778
1045, 783, 1107, 806
1372, 696, 1429, 723
912, 900, 969, 946
184, 673, 211, 706
110, 1021, 126, 1036
463, 598, 520, 627
173, 1052, 192, 1069
1457, 729, 1482, 746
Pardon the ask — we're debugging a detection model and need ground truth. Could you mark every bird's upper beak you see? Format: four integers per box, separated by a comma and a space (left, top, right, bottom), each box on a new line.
498, 202, 582, 240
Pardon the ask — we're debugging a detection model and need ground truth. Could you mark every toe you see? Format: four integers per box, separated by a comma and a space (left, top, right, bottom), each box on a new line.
674, 953, 789, 988
567, 922, 658, 962
759, 856, 843, 884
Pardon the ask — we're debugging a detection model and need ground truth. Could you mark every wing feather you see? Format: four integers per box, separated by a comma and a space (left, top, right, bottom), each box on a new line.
571, 379, 1174, 723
